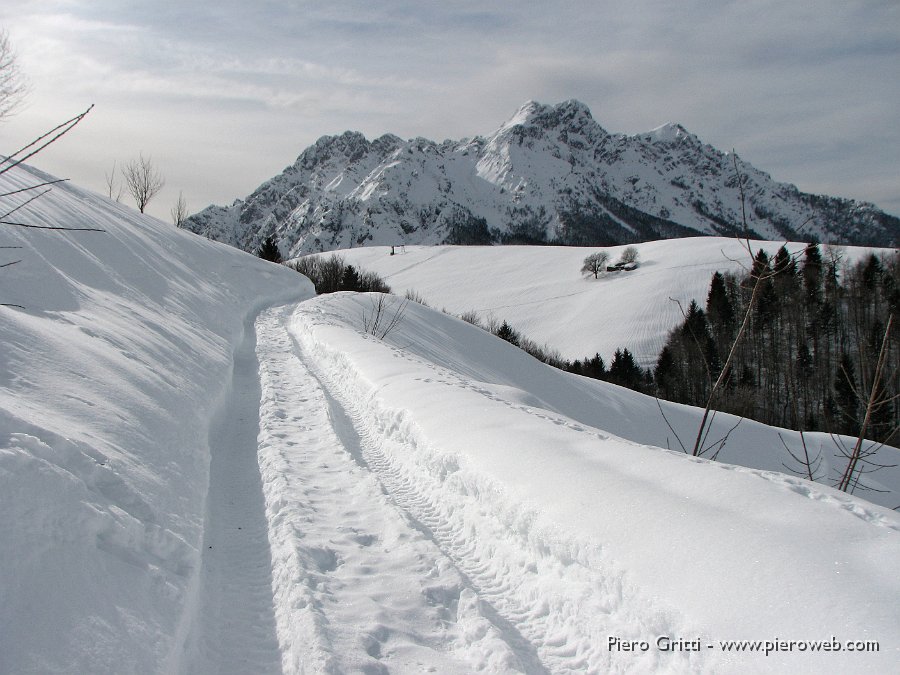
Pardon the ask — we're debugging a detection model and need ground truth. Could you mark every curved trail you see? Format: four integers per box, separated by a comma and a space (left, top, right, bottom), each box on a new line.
284, 305, 706, 675
182, 301, 705, 673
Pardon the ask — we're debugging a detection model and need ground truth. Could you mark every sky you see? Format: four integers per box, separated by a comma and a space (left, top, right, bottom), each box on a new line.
1, 0, 898, 222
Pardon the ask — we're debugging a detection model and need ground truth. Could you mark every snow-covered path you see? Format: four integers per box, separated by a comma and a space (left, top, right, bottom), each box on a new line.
255, 304, 519, 673
182, 316, 282, 674
175, 296, 898, 674
247, 303, 706, 674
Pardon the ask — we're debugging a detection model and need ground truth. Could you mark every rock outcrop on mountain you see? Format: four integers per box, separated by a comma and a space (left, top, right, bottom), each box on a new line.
185, 100, 899, 256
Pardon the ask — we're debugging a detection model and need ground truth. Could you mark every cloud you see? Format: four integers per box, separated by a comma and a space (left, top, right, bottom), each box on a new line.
0, 0, 897, 218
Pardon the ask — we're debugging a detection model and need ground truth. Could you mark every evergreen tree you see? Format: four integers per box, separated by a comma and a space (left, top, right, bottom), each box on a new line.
772, 245, 796, 283
802, 243, 823, 307
256, 235, 282, 263
340, 264, 360, 291
654, 345, 678, 398
609, 348, 643, 390
706, 271, 736, 356
833, 352, 859, 435
750, 249, 778, 328
583, 353, 606, 380
495, 321, 520, 347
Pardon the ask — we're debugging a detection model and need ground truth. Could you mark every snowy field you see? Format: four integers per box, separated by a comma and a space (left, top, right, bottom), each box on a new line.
1, 163, 898, 673
334, 240, 884, 366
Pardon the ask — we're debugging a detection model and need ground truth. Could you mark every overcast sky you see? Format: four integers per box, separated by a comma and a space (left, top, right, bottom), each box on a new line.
2, 1, 898, 222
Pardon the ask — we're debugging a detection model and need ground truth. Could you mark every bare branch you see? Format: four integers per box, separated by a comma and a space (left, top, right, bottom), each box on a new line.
780, 431, 823, 482
838, 315, 894, 492
1, 187, 51, 219
0, 105, 94, 176
1, 219, 104, 232
361, 295, 407, 339
0, 178, 68, 198
701, 415, 744, 461
170, 190, 188, 227
104, 161, 122, 202
655, 396, 687, 453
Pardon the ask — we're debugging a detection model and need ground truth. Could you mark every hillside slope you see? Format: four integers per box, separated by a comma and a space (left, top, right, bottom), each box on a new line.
276, 292, 899, 672
0, 163, 312, 673
185, 100, 900, 255
334, 239, 886, 366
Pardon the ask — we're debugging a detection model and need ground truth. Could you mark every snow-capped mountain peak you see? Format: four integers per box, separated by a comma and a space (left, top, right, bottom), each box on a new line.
185, 100, 899, 256
645, 122, 698, 145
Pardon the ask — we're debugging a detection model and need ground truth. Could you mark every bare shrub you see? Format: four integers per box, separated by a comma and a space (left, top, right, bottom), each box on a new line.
361, 295, 408, 339
404, 288, 430, 306
459, 309, 484, 328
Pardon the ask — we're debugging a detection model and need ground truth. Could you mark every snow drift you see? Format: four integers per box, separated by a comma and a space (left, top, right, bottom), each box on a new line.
282, 292, 899, 673
0, 163, 312, 673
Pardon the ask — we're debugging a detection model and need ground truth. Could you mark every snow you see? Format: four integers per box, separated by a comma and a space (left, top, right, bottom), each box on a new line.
646, 123, 693, 145
283, 293, 899, 673
333, 240, 883, 366
1, 163, 897, 673
0, 163, 312, 673
500, 101, 544, 132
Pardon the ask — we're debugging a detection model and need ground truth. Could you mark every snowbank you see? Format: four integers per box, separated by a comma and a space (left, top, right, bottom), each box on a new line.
289, 292, 899, 673
0, 164, 311, 673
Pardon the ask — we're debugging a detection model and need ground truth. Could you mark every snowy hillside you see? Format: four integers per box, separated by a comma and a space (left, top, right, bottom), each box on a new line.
0, 163, 312, 673
334, 238, 885, 366
1, 164, 898, 674
184, 100, 900, 256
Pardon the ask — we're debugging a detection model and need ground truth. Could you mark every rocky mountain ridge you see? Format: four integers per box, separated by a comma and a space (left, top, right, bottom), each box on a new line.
184, 100, 900, 255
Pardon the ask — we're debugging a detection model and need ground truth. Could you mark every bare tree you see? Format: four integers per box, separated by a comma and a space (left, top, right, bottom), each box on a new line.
661, 154, 804, 458
618, 246, 640, 266
0, 28, 28, 121
170, 190, 188, 227
121, 154, 164, 213
581, 251, 610, 279
104, 161, 123, 202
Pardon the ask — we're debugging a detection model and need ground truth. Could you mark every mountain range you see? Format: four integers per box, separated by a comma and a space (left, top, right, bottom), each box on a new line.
184, 100, 900, 255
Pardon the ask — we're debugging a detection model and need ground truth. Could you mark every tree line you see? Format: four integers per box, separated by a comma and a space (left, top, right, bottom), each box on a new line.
485, 243, 898, 449
653, 245, 898, 443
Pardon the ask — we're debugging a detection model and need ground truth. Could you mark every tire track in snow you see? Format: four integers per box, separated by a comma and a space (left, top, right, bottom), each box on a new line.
290, 307, 712, 675
180, 314, 282, 674
255, 305, 526, 673
303, 340, 550, 675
